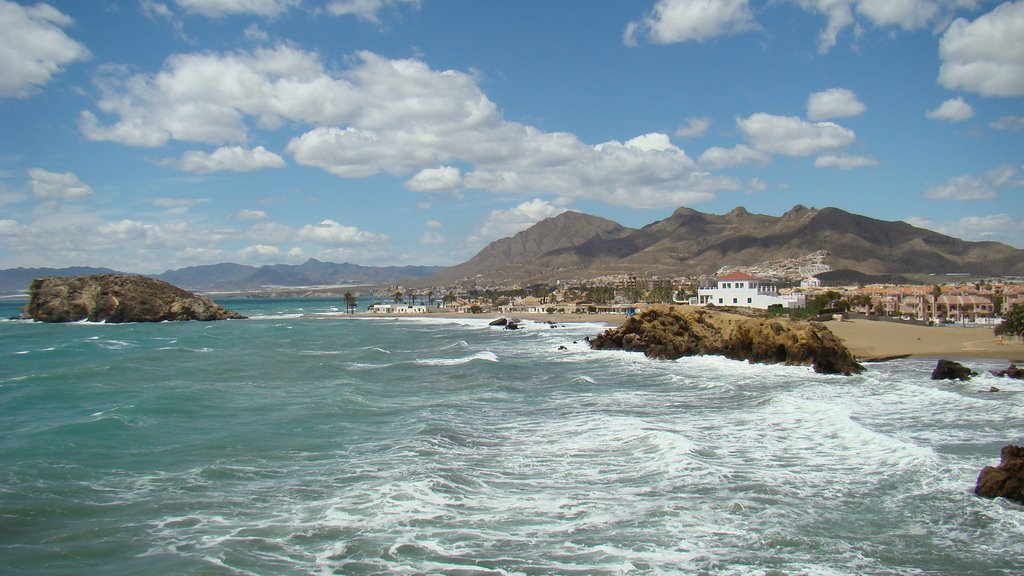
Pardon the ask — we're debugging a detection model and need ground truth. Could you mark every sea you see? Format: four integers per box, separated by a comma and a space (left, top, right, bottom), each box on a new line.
1, 297, 1022, 576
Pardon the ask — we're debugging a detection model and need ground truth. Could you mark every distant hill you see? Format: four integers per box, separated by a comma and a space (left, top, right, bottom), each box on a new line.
0, 259, 445, 295
0, 266, 121, 295
154, 259, 444, 291
431, 205, 1024, 285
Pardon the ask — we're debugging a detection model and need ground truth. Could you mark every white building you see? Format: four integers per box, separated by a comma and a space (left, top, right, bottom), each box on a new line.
693, 272, 805, 309
366, 303, 427, 314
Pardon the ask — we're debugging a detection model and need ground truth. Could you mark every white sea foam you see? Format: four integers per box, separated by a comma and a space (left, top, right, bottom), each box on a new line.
413, 351, 499, 366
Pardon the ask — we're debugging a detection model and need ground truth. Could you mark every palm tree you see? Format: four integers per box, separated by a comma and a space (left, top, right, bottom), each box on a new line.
343, 292, 357, 314
393, 291, 403, 305
427, 290, 434, 308
443, 291, 456, 308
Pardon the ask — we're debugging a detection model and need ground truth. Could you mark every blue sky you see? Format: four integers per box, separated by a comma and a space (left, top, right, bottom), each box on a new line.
1, 0, 1022, 274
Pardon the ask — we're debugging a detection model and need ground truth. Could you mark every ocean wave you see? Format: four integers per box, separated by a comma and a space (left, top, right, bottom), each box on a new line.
413, 351, 499, 366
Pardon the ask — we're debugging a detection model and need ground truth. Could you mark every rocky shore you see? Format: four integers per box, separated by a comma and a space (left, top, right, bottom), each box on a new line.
588, 305, 864, 375
22, 275, 245, 323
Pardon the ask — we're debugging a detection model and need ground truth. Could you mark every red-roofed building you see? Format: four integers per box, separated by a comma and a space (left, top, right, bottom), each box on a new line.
695, 273, 806, 309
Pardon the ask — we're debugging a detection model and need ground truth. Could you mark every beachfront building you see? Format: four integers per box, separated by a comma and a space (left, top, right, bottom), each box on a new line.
366, 303, 427, 314
693, 272, 805, 309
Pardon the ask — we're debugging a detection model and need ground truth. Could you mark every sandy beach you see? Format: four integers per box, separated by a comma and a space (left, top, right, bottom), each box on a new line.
824, 319, 1024, 362
358, 309, 1024, 363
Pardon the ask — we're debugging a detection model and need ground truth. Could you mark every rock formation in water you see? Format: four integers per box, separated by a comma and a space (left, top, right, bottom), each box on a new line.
930, 359, 976, 381
975, 445, 1024, 504
23, 274, 245, 323
588, 305, 864, 375
991, 364, 1023, 379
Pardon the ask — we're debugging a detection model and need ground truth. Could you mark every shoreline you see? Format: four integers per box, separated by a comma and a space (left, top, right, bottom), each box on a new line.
822, 319, 1024, 363
333, 310, 1024, 363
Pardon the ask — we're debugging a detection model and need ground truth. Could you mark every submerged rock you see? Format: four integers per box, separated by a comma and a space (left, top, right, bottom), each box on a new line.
23, 274, 245, 323
588, 305, 864, 375
488, 317, 509, 326
975, 445, 1024, 504
931, 359, 976, 381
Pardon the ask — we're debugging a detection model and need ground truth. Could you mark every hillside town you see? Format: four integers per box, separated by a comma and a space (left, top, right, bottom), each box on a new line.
376, 261, 1024, 329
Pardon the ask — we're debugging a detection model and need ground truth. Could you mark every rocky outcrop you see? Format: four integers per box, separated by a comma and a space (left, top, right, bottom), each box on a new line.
23, 274, 245, 323
991, 364, 1023, 379
931, 359, 976, 381
588, 306, 864, 375
975, 445, 1024, 504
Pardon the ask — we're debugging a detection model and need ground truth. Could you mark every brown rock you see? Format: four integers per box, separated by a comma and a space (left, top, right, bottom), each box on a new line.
975, 445, 1024, 504
930, 359, 976, 381
991, 364, 1023, 379
588, 305, 864, 375
23, 274, 245, 323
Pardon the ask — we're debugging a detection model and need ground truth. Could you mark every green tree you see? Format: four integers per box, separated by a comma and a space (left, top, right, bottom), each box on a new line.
343, 291, 357, 314
995, 305, 1024, 339
443, 291, 456, 307
426, 290, 434, 307
393, 291, 403, 305
647, 285, 674, 304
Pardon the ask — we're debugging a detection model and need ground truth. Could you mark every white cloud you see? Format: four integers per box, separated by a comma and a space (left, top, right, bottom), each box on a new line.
905, 213, 1024, 248
141, 1, 175, 20
807, 88, 866, 120
81, 46, 739, 209
736, 113, 856, 156
992, 115, 1024, 131
27, 168, 94, 201
0, 0, 89, 98
926, 97, 975, 122
926, 175, 995, 200
625, 0, 756, 45
239, 244, 281, 258
925, 165, 1017, 200
674, 116, 711, 138
814, 153, 879, 169
325, 0, 420, 22
296, 219, 387, 245
698, 144, 770, 168
235, 209, 268, 220
854, 0, 939, 30
419, 220, 446, 245
173, 0, 298, 18
171, 145, 286, 173
800, 0, 957, 53
938, 1, 1024, 97
404, 166, 463, 192
468, 199, 569, 246
153, 197, 208, 216
244, 24, 269, 41
81, 44, 361, 146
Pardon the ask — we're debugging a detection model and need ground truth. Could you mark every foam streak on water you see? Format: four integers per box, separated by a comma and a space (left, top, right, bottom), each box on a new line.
0, 299, 1022, 575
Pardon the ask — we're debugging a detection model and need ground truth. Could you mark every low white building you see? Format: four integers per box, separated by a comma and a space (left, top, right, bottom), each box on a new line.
366, 303, 427, 314
693, 272, 805, 309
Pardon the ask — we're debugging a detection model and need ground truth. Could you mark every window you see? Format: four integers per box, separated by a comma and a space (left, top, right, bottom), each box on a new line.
737, 283, 744, 288
747, 298, 752, 304
718, 298, 723, 304
733, 298, 738, 304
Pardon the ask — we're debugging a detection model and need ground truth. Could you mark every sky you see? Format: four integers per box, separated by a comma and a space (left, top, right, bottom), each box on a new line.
0, 0, 1022, 274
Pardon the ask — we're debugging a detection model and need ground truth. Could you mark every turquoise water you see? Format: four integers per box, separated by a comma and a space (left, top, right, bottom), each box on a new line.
1, 298, 1022, 575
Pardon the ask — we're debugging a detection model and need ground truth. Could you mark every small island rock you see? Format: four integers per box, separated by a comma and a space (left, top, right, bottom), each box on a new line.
931, 359, 976, 381
975, 445, 1024, 504
588, 306, 864, 375
23, 274, 245, 323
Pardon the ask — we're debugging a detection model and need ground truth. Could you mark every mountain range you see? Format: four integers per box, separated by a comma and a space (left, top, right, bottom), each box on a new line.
3, 205, 1022, 295
0, 260, 443, 295
431, 204, 1024, 285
